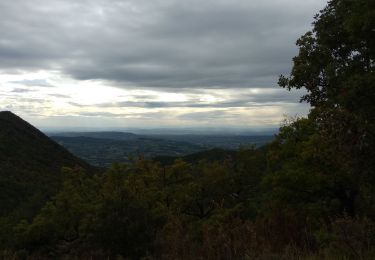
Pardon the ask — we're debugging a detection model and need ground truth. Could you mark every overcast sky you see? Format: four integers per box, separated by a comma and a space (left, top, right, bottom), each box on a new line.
0, 0, 327, 130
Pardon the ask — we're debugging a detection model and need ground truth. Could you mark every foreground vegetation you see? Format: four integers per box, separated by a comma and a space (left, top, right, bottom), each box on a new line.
1, 0, 374, 258
2, 119, 374, 259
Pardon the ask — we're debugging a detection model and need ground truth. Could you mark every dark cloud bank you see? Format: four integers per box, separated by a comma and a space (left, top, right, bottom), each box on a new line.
0, 0, 326, 90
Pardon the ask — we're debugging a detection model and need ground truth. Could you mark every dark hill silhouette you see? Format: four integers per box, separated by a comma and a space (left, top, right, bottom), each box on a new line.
0, 111, 94, 217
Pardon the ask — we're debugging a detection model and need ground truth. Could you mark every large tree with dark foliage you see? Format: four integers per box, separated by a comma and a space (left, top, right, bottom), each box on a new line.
278, 0, 375, 217
279, 0, 374, 111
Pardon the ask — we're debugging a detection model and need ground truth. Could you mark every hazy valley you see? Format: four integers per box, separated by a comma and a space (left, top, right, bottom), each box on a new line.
48, 132, 273, 166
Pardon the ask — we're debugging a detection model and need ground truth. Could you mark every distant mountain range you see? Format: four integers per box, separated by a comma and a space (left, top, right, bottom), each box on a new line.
50, 135, 204, 167
48, 131, 274, 167
51, 131, 138, 140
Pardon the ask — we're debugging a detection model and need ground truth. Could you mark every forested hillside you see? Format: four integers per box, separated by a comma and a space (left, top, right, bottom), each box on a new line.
0, 111, 94, 218
0, 0, 374, 259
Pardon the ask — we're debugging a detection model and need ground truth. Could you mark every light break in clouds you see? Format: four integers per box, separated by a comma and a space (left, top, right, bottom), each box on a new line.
0, 0, 327, 129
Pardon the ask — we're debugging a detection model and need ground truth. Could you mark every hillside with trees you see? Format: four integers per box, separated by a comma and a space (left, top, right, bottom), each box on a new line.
0, 111, 94, 217
0, 0, 374, 259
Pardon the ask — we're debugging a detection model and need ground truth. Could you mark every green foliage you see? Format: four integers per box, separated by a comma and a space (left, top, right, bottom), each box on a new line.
278, 0, 375, 219
1, 141, 375, 258
279, 0, 374, 111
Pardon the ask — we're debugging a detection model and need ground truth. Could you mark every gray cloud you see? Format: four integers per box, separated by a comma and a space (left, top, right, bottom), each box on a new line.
77, 110, 173, 120
9, 79, 53, 87
11, 88, 34, 93
66, 88, 306, 109
0, 0, 326, 89
78, 112, 127, 118
178, 103, 309, 123
97, 99, 284, 109
48, 93, 71, 99
179, 110, 239, 121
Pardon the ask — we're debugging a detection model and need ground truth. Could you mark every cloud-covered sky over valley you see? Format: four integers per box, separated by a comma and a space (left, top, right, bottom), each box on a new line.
0, 0, 326, 129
